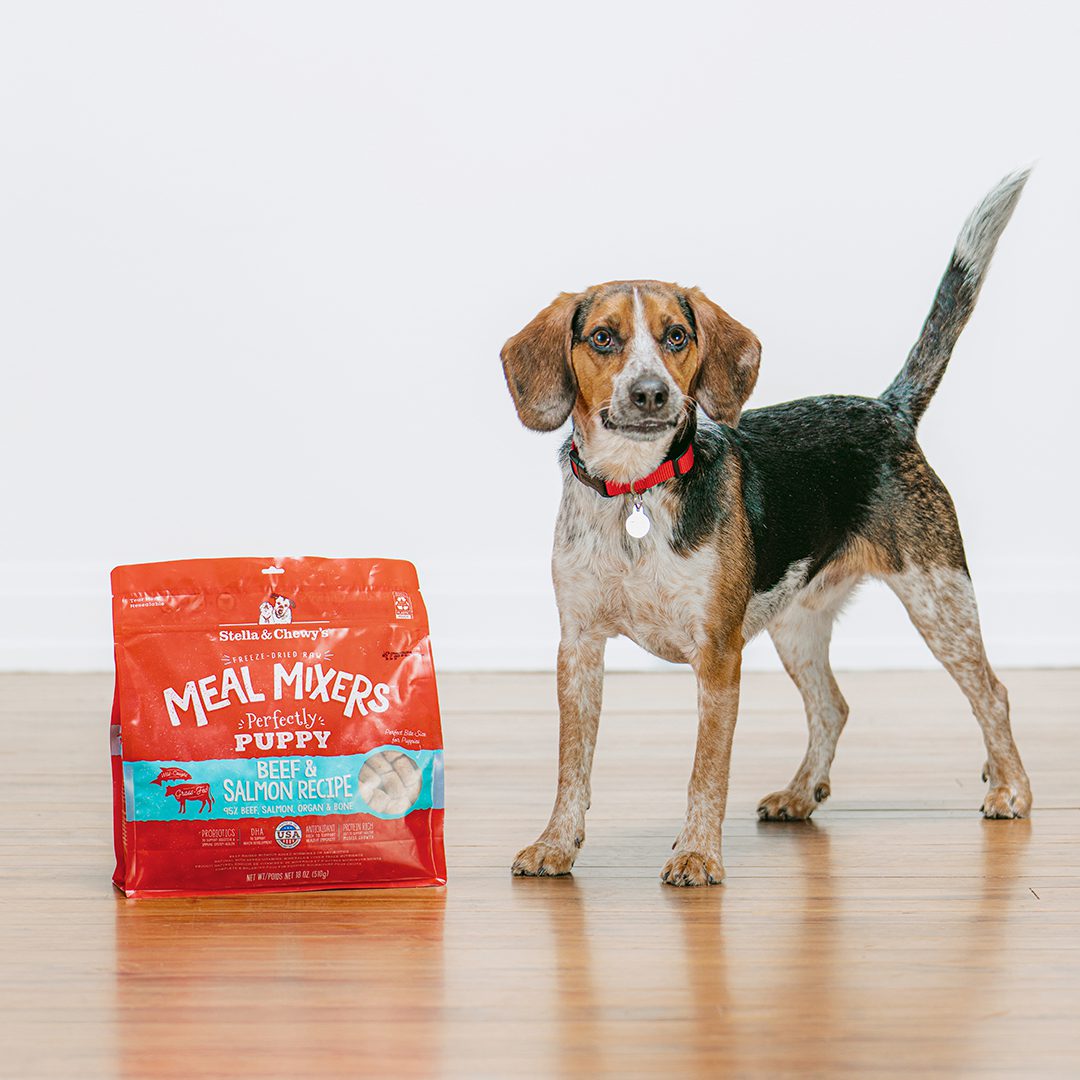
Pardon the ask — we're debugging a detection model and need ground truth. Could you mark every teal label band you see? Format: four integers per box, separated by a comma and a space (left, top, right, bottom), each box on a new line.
123, 746, 443, 822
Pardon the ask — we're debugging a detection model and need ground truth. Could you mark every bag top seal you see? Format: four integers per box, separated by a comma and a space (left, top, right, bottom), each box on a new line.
112, 557, 420, 598
111, 557, 427, 635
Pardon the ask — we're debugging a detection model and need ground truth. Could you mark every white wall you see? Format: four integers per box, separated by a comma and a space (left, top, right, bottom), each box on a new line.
2, 1, 1077, 672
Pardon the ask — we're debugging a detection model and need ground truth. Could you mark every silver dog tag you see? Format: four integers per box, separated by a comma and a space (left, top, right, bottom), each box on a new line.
625, 496, 651, 538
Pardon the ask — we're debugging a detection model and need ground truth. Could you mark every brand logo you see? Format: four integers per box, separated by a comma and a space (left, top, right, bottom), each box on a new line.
259, 593, 294, 625
393, 592, 414, 620
274, 820, 302, 849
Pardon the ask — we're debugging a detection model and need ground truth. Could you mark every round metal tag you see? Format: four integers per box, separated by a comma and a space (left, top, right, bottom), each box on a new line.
625, 505, 651, 538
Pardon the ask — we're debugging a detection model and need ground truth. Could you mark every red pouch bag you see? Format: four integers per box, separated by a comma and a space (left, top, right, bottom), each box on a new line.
110, 557, 445, 897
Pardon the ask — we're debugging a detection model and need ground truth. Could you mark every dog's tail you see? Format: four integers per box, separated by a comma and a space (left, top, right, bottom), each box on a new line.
881, 168, 1030, 426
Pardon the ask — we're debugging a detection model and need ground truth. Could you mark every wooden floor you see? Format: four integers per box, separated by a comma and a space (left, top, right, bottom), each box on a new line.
3, 669, 1079, 1078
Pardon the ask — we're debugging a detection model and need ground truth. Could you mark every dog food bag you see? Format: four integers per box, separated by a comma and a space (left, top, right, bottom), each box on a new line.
110, 557, 446, 897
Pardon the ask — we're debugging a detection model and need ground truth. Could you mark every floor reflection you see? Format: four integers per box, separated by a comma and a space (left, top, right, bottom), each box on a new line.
549, 875, 608, 1077
112, 888, 446, 1078
109, 818, 1034, 1076
664, 865, 735, 1066
731, 814, 1032, 1074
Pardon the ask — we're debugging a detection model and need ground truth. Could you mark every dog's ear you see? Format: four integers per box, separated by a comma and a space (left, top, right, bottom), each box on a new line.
500, 292, 582, 431
684, 287, 761, 427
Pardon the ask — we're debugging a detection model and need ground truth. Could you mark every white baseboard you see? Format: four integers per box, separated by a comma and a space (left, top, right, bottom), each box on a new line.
1, 559, 1076, 672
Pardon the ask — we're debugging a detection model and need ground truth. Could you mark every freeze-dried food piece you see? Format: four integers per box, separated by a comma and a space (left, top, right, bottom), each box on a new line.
358, 750, 422, 817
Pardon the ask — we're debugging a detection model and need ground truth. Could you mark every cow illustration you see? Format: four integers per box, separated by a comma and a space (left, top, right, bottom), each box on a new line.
165, 782, 215, 813
152, 767, 192, 786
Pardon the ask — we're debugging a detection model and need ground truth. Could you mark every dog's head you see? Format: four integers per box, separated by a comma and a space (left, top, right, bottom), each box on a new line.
501, 281, 760, 441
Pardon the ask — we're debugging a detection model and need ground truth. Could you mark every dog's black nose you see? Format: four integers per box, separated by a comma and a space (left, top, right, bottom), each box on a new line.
629, 376, 668, 415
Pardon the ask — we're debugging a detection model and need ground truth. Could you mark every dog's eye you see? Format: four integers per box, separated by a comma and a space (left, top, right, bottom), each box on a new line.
666, 326, 688, 350
590, 328, 615, 352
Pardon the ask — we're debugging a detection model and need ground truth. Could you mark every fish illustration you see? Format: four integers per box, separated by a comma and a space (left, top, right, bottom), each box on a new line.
152, 766, 193, 786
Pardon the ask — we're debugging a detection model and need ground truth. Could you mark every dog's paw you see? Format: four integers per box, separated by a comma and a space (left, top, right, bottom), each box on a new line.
982, 784, 1032, 819
757, 783, 826, 821
660, 850, 724, 887
511, 841, 575, 877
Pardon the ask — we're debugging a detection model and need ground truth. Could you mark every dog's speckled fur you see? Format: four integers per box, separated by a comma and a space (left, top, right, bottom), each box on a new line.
501, 171, 1033, 886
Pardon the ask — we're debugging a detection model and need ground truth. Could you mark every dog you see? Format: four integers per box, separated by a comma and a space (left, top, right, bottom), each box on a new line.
500, 171, 1032, 886
271, 594, 294, 624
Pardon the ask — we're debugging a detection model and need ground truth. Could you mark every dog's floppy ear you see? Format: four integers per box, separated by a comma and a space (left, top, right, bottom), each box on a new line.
501, 292, 582, 431
684, 287, 761, 427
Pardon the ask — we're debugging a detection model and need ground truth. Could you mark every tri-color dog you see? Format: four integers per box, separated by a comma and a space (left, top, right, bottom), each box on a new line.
501, 171, 1032, 886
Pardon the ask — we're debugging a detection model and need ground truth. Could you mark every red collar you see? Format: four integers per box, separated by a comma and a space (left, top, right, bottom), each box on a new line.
568, 412, 697, 498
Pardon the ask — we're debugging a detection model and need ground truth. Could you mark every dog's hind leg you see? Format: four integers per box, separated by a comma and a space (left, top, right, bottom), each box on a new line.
884, 563, 1031, 818
512, 633, 606, 877
758, 580, 857, 821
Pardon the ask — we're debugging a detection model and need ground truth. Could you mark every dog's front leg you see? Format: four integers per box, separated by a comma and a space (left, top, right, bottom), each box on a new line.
512, 633, 605, 877
661, 633, 742, 886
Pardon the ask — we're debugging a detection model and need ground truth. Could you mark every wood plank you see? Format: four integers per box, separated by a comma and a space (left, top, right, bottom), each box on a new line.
1, 670, 1078, 1078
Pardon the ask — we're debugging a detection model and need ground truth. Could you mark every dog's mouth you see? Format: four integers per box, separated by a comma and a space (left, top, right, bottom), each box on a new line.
600, 409, 679, 441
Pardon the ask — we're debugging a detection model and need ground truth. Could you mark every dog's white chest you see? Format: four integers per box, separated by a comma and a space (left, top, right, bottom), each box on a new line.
553, 486, 716, 663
